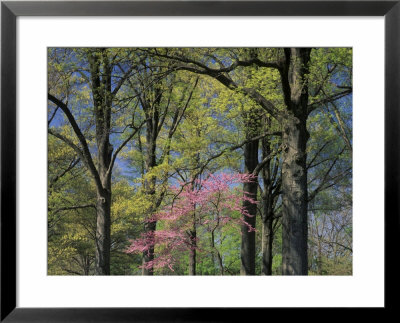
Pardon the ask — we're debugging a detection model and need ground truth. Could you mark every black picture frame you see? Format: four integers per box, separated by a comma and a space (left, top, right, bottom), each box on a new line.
1, 1, 398, 321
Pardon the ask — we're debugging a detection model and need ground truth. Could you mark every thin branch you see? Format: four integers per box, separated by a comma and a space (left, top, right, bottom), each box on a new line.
321, 239, 352, 253
49, 157, 80, 188
112, 65, 135, 97
194, 131, 281, 179
307, 89, 352, 114
106, 119, 146, 179
48, 106, 59, 126
158, 77, 199, 165
308, 147, 347, 202
50, 204, 96, 216
48, 129, 84, 162
307, 140, 333, 170
329, 101, 352, 151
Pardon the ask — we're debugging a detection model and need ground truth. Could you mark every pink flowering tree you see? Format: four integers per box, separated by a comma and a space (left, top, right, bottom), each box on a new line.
125, 172, 257, 273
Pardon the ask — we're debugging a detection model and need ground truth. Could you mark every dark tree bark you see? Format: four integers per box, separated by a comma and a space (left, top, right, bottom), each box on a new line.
142, 221, 156, 275
279, 48, 311, 275
188, 221, 196, 276
259, 116, 279, 276
281, 117, 309, 275
259, 143, 281, 275
240, 112, 261, 275
188, 249, 196, 275
240, 141, 258, 275
216, 252, 224, 275
261, 212, 274, 275
260, 153, 274, 276
188, 151, 201, 276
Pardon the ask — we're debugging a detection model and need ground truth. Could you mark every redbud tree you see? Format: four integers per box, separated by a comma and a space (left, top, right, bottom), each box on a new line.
125, 172, 257, 272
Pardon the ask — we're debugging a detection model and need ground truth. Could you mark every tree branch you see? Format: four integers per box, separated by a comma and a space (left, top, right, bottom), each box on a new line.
321, 239, 352, 253
253, 144, 283, 175
307, 89, 352, 114
150, 49, 280, 76
158, 78, 199, 165
48, 106, 59, 126
308, 147, 347, 202
329, 101, 352, 151
306, 140, 333, 170
112, 65, 135, 97
48, 129, 85, 162
50, 204, 97, 216
106, 119, 146, 179
49, 157, 80, 188
148, 50, 282, 120
48, 94, 102, 190
193, 131, 281, 179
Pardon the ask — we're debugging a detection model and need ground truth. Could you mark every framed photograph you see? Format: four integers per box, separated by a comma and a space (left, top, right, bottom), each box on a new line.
1, 0, 398, 321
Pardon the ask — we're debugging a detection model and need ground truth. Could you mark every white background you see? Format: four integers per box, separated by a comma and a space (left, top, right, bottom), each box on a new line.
17, 17, 384, 307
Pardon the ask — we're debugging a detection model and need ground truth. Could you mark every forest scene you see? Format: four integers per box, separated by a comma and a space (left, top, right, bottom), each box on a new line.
48, 48, 352, 276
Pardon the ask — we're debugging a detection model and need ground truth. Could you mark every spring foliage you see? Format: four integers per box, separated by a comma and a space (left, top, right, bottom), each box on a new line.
48, 47, 352, 275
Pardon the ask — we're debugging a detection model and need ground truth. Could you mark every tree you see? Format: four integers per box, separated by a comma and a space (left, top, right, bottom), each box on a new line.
48, 48, 141, 274
125, 172, 257, 273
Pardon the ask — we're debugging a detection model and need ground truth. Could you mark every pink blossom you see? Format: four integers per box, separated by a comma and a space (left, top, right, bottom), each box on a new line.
125, 172, 258, 272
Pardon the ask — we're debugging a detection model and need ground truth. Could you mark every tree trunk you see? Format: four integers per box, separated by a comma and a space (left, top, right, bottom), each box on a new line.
216, 251, 224, 275
141, 182, 157, 275
95, 188, 111, 275
89, 49, 114, 276
240, 139, 259, 275
188, 216, 196, 276
317, 238, 323, 275
188, 246, 196, 275
260, 126, 275, 276
83, 255, 91, 275
95, 136, 113, 275
261, 213, 274, 275
280, 48, 311, 275
281, 114, 309, 275
211, 227, 224, 275
142, 221, 156, 275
